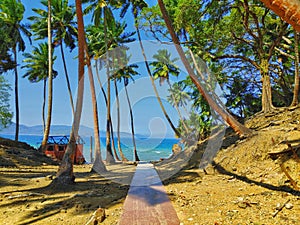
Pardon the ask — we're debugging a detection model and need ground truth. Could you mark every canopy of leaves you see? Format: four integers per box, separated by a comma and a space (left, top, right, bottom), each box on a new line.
0, 75, 12, 128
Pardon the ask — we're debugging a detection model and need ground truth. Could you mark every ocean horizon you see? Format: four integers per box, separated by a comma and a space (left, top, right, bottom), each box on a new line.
0, 134, 180, 162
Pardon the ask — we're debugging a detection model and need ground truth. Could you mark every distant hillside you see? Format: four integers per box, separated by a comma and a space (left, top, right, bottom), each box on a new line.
0, 123, 148, 138
0, 123, 94, 136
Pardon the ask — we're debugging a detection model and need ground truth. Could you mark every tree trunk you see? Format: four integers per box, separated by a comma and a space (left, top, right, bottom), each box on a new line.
52, 0, 85, 185
124, 79, 140, 161
60, 43, 75, 115
114, 78, 128, 161
42, 79, 46, 131
42, 0, 53, 149
157, 0, 252, 137
260, 58, 274, 112
104, 11, 115, 165
134, 21, 181, 138
291, 31, 300, 106
95, 61, 119, 161
85, 44, 106, 173
167, 80, 189, 133
13, 48, 19, 141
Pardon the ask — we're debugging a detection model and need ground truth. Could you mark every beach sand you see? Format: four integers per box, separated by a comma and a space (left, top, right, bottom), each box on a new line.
1, 106, 300, 225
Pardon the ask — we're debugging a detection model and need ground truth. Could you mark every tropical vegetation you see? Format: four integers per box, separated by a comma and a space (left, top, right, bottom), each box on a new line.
0, 0, 299, 184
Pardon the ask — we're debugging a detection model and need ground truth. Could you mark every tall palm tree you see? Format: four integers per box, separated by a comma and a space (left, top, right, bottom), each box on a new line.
167, 82, 190, 133
28, 0, 77, 115
95, 59, 120, 161
150, 49, 189, 134
121, 0, 181, 138
0, 0, 31, 141
113, 50, 140, 161
85, 48, 107, 172
112, 66, 128, 162
41, 0, 54, 150
54, 0, 85, 184
157, 0, 252, 137
22, 43, 58, 130
167, 82, 190, 115
0, 20, 15, 73
86, 24, 120, 162
83, 0, 118, 164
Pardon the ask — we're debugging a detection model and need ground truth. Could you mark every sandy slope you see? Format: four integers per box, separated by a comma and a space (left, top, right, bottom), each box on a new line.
0, 107, 300, 224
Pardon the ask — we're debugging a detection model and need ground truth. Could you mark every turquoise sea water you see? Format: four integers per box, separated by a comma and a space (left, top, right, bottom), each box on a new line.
0, 134, 180, 163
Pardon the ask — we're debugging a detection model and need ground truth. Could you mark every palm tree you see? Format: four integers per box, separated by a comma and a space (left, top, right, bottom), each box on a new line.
41, 0, 54, 150
0, 0, 31, 141
54, 0, 85, 185
113, 50, 140, 161
157, 0, 252, 137
86, 24, 120, 163
122, 0, 181, 138
150, 49, 189, 134
83, 0, 117, 164
22, 43, 58, 130
0, 20, 15, 73
112, 63, 129, 162
28, 0, 77, 115
167, 82, 190, 133
84, 39, 107, 172
95, 59, 120, 161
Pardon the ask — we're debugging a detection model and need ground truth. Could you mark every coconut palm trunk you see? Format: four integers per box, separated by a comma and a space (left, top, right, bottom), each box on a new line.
113, 78, 128, 161
41, 0, 53, 148
104, 11, 115, 164
124, 79, 139, 161
157, 0, 252, 137
95, 61, 120, 161
60, 43, 75, 115
85, 44, 106, 173
42, 79, 46, 131
53, 0, 85, 185
13, 48, 19, 141
291, 30, 300, 106
167, 80, 189, 133
134, 21, 181, 138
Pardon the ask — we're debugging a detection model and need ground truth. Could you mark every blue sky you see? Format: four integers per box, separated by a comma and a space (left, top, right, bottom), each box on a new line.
4, 0, 189, 137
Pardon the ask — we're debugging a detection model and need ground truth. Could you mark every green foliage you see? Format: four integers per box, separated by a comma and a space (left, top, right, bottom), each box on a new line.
28, 0, 77, 51
86, 20, 135, 59
150, 49, 179, 85
0, 20, 15, 73
22, 43, 58, 82
0, 75, 12, 128
0, 0, 31, 52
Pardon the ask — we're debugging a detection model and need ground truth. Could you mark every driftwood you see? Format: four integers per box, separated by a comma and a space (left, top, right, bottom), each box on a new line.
269, 142, 300, 190
272, 199, 290, 217
85, 208, 106, 225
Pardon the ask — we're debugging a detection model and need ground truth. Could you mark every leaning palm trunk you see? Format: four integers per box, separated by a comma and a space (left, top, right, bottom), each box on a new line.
85, 44, 106, 173
114, 78, 128, 161
60, 43, 75, 115
53, 0, 85, 185
42, 0, 53, 149
158, 0, 252, 137
134, 21, 181, 138
260, 0, 300, 32
167, 79, 189, 134
42, 79, 46, 131
95, 61, 120, 161
124, 79, 140, 161
104, 11, 115, 164
13, 48, 19, 141
291, 30, 300, 106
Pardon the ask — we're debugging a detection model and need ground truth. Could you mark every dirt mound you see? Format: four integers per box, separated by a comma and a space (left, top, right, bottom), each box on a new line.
0, 137, 57, 167
214, 107, 300, 190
